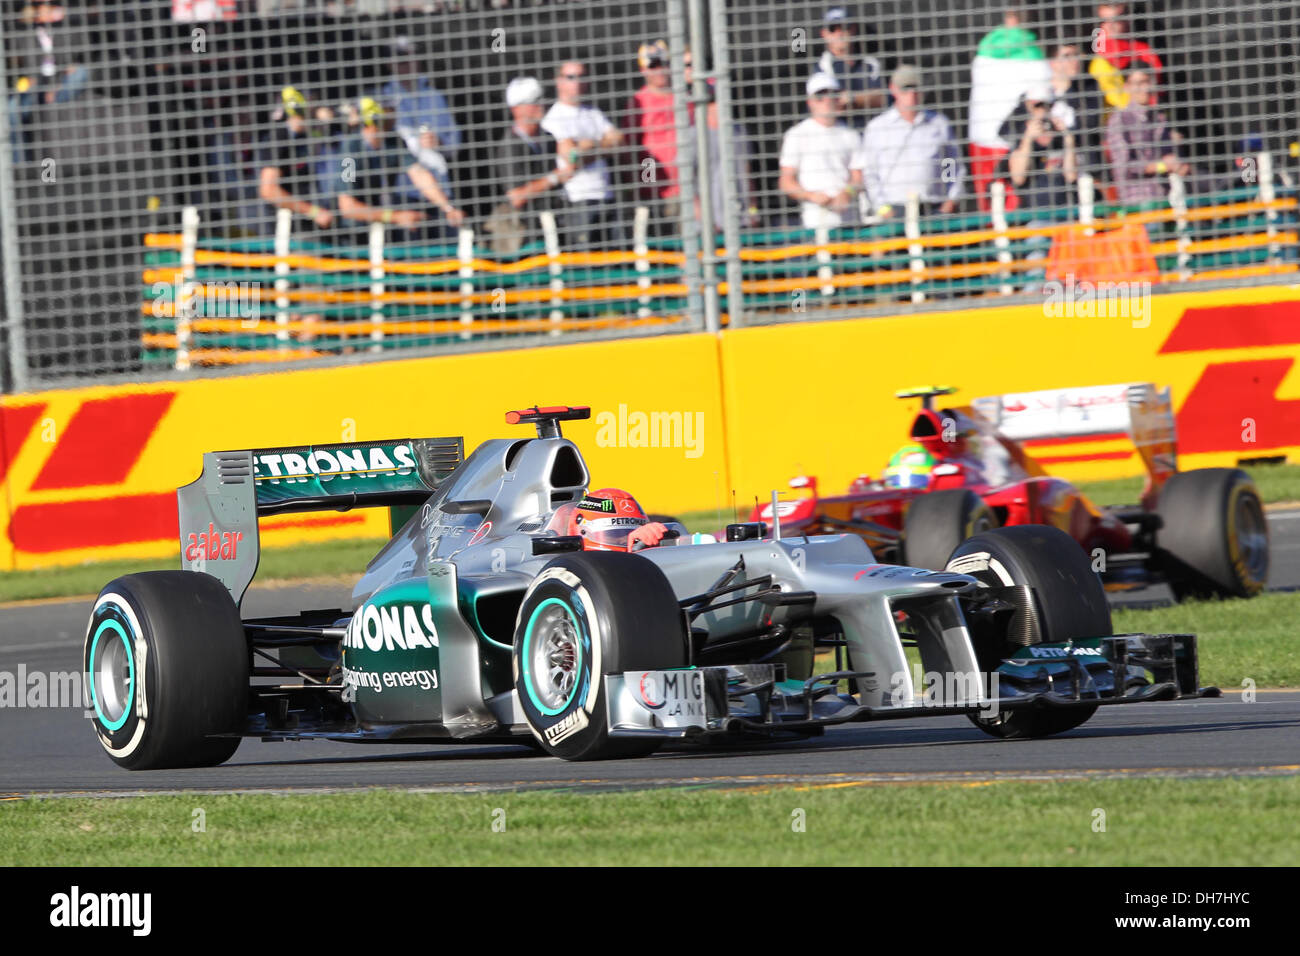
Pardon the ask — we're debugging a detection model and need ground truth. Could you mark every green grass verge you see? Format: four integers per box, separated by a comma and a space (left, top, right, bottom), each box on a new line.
1114, 590, 1300, 689
3, 777, 1296, 865
1076, 462, 1300, 508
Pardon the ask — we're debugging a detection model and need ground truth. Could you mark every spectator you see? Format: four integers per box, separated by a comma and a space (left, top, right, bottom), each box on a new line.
1089, 3, 1163, 110
1105, 71, 1189, 205
336, 98, 464, 243
999, 88, 1078, 212
1046, 42, 1105, 178
696, 82, 761, 229
968, 6, 1050, 212
625, 40, 688, 234
779, 73, 861, 229
8, 1, 90, 164
853, 65, 963, 218
541, 61, 625, 249
813, 6, 885, 130
259, 87, 334, 232
488, 76, 571, 254
998, 87, 1078, 289
380, 36, 462, 156
380, 37, 462, 225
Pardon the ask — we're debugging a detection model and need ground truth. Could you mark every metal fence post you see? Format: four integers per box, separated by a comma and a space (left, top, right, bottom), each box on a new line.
991, 180, 1012, 296
0, 13, 28, 393
1078, 173, 1096, 235
458, 227, 475, 340
1259, 152, 1279, 265
540, 210, 564, 327
633, 205, 652, 317
369, 221, 386, 352
905, 194, 925, 304
708, 0, 745, 329
177, 206, 200, 371
274, 207, 292, 347
1169, 173, 1191, 280
667, 0, 706, 333
688, 0, 720, 333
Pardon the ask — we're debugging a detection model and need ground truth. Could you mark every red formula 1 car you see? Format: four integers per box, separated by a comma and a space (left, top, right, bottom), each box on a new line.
750, 384, 1268, 601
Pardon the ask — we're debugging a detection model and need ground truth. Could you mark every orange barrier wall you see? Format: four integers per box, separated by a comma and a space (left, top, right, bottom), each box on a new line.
3, 283, 1299, 570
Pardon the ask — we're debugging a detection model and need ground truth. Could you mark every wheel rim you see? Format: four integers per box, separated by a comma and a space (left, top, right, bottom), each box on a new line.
523, 598, 584, 715
88, 619, 134, 732
1232, 490, 1269, 585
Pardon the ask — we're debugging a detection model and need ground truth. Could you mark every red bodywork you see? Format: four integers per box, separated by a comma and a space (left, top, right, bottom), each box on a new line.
749, 403, 1145, 569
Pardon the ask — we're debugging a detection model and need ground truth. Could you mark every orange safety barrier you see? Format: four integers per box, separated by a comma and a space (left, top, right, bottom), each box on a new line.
1045, 222, 1160, 284
1149, 232, 1298, 257
143, 314, 686, 338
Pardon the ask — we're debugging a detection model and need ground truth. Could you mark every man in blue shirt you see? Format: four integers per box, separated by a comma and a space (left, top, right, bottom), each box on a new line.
812, 6, 886, 131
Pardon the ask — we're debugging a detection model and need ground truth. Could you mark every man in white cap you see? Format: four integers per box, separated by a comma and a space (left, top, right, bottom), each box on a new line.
813, 6, 885, 130
779, 72, 862, 228
853, 64, 963, 218
491, 76, 571, 252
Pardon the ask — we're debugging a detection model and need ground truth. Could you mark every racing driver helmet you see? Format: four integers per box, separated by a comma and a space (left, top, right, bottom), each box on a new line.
564, 488, 652, 551
882, 444, 935, 489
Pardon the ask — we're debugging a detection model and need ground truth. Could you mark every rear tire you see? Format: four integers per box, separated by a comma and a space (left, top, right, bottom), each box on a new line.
903, 489, 996, 570
1157, 468, 1268, 600
512, 551, 688, 760
84, 571, 247, 770
946, 525, 1110, 739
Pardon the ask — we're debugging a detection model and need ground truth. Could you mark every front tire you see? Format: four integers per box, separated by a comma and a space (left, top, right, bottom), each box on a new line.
84, 571, 248, 770
946, 525, 1110, 739
903, 489, 997, 570
512, 551, 687, 760
1157, 468, 1268, 600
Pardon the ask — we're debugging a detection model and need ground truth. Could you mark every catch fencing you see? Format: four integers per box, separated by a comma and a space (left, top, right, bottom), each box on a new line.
1, 0, 1296, 389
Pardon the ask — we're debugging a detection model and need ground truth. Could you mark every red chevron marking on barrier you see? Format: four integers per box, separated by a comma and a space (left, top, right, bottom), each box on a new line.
1175, 358, 1300, 454
0, 404, 47, 486
30, 392, 177, 490
1159, 300, 1300, 354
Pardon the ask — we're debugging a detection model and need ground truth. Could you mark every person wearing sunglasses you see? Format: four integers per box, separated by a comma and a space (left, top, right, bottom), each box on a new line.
541, 61, 625, 250
779, 72, 863, 229
812, 6, 885, 130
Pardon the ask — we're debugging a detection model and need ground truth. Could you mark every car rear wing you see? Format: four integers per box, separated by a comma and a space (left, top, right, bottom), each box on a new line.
971, 383, 1177, 485
177, 437, 463, 605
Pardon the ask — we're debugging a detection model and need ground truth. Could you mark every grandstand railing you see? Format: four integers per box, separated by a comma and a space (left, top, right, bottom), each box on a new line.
141, 165, 1297, 369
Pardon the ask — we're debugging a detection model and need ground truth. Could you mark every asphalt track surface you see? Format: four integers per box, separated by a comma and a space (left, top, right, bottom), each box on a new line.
4, 514, 1300, 796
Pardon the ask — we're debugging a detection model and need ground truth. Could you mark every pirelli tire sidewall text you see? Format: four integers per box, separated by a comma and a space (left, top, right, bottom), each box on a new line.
511, 551, 687, 760
84, 571, 248, 771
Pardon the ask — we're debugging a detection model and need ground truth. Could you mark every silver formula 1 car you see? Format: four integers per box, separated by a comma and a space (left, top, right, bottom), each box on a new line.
83, 406, 1215, 769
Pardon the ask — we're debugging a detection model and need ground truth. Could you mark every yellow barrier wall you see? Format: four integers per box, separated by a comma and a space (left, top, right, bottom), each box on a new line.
0, 334, 728, 570
721, 285, 1300, 499
4, 283, 1300, 570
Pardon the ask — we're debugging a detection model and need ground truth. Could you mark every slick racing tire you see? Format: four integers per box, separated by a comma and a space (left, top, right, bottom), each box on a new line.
902, 489, 997, 571
1157, 468, 1268, 601
946, 525, 1110, 739
84, 572, 247, 770
512, 551, 688, 760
